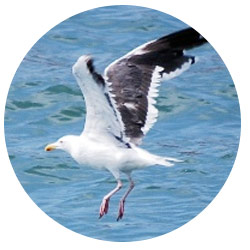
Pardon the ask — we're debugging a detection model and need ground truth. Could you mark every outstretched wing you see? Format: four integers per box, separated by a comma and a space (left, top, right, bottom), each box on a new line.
72, 55, 127, 144
104, 27, 207, 145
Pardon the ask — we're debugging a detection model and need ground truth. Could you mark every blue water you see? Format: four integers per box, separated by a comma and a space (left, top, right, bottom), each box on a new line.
5, 6, 240, 242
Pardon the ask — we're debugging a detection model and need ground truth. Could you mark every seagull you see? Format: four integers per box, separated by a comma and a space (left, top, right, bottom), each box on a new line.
45, 27, 207, 221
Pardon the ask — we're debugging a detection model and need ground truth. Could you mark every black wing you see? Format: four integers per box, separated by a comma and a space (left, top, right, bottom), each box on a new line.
104, 27, 207, 145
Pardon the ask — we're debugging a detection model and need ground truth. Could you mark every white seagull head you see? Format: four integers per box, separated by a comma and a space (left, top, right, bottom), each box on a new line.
45, 135, 79, 154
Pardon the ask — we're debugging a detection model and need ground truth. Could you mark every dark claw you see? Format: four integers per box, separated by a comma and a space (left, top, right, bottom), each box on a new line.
117, 200, 125, 221
117, 214, 123, 221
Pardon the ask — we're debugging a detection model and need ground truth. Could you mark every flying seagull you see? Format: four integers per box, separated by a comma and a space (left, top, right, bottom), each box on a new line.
45, 27, 207, 221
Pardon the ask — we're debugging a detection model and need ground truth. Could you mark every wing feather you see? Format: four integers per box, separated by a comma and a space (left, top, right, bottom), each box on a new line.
72, 55, 125, 143
104, 27, 207, 145
72, 28, 207, 146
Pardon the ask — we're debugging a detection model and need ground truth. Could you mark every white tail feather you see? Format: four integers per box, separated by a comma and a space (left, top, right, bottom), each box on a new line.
164, 157, 183, 163
154, 156, 183, 167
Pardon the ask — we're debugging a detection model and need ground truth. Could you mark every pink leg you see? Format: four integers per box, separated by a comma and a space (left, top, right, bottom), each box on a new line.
117, 175, 135, 221
99, 179, 122, 219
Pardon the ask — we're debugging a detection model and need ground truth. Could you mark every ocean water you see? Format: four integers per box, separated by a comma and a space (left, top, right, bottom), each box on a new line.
4, 6, 240, 242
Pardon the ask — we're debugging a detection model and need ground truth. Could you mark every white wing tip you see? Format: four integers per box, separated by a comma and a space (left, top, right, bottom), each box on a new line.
72, 55, 92, 78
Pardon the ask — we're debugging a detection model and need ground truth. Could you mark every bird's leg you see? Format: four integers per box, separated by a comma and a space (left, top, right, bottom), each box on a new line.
117, 174, 135, 221
99, 179, 122, 219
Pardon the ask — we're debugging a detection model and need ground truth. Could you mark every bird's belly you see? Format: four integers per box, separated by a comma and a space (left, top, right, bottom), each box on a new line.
74, 153, 109, 170
72, 144, 152, 172
72, 146, 122, 170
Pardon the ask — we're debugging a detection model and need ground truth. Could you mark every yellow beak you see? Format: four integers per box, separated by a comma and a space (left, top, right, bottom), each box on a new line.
44, 144, 56, 152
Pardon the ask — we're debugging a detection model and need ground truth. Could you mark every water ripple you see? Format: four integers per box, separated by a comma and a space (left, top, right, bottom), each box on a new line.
5, 5, 240, 242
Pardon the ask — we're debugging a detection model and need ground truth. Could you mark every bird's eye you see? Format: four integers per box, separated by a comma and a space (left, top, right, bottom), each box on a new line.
59, 140, 63, 143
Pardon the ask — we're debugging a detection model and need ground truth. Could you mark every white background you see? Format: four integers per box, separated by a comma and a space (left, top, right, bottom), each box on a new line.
1, 0, 249, 249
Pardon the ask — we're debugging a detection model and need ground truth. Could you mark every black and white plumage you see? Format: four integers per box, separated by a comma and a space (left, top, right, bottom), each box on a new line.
45, 27, 207, 220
